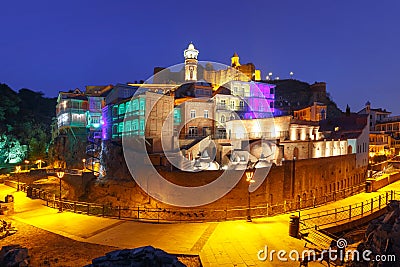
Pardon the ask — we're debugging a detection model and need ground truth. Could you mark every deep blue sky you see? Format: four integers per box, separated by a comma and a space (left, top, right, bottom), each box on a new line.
1, 1, 400, 114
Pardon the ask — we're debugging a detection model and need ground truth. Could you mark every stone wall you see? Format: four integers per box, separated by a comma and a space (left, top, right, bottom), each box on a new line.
370, 172, 400, 192
63, 172, 96, 200
85, 153, 367, 211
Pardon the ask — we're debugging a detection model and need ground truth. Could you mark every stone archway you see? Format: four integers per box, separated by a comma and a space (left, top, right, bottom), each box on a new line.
293, 147, 299, 159
348, 145, 353, 154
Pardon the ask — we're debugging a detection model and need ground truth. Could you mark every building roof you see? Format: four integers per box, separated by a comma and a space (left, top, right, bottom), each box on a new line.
377, 116, 400, 124
174, 82, 213, 98
358, 106, 391, 114
370, 108, 391, 114
319, 113, 368, 139
290, 118, 319, 126
58, 92, 87, 101
320, 113, 367, 131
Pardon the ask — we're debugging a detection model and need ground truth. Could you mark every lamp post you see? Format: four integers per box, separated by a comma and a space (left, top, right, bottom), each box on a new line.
82, 159, 86, 171
24, 160, 29, 171
15, 166, 21, 191
56, 169, 65, 212
292, 156, 296, 198
36, 159, 43, 169
245, 168, 255, 222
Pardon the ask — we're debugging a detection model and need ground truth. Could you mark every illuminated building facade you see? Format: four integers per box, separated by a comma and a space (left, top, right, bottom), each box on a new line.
369, 131, 391, 157
55, 86, 112, 134
56, 89, 88, 129
374, 116, 400, 156
319, 113, 370, 168
176, 99, 214, 139
225, 113, 369, 167
293, 102, 327, 122
102, 84, 139, 140
213, 94, 242, 139
358, 101, 391, 130
212, 81, 275, 138
154, 43, 263, 85
53, 86, 113, 168
103, 90, 174, 153
184, 43, 199, 81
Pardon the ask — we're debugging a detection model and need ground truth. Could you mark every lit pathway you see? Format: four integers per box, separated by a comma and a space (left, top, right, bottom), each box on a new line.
1, 181, 399, 266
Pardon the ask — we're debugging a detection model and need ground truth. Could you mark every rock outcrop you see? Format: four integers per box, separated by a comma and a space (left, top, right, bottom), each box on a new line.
348, 200, 400, 266
0, 245, 30, 266
86, 246, 186, 267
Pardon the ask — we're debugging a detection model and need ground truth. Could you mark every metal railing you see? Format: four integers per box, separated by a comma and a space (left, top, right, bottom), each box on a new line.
11, 181, 369, 223
300, 190, 399, 231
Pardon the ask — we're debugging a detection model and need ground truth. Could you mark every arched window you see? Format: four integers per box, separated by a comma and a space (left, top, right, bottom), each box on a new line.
293, 147, 299, 159
221, 115, 226, 123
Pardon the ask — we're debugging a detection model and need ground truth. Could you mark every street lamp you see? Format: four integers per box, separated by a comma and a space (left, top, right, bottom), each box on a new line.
15, 166, 21, 191
56, 169, 65, 212
24, 160, 29, 171
292, 156, 296, 199
36, 159, 43, 169
82, 159, 86, 171
245, 168, 255, 222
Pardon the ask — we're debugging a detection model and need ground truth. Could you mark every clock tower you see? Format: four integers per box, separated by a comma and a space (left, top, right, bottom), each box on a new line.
184, 43, 199, 82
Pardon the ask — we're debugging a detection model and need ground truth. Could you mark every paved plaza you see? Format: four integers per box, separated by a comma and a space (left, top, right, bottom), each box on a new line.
1, 181, 399, 266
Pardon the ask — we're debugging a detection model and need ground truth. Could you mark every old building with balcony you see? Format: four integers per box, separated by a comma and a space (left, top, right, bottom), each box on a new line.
53, 86, 112, 169
358, 101, 391, 130
293, 102, 327, 122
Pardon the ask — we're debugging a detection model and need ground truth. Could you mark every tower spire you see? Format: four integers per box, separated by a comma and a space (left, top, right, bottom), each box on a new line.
184, 43, 199, 81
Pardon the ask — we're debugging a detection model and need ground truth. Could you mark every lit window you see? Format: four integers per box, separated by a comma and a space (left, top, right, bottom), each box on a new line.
132, 99, 138, 111
174, 109, 181, 123
126, 102, 131, 113
132, 119, 138, 131
91, 116, 100, 124
139, 119, 145, 131
221, 115, 226, 123
119, 104, 125, 115
188, 126, 198, 137
125, 121, 132, 132
118, 122, 124, 133
139, 99, 145, 110
244, 87, 250, 97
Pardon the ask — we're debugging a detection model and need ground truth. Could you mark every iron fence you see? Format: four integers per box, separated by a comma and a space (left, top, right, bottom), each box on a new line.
15, 181, 368, 223
300, 190, 399, 232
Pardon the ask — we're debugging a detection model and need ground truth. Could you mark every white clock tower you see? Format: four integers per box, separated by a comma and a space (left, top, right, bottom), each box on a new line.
184, 43, 199, 82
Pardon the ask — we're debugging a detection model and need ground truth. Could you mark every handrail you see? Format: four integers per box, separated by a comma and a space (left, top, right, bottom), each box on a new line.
300, 190, 398, 231
10, 180, 369, 223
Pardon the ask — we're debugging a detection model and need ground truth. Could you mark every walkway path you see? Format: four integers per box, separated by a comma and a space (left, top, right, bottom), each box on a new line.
1, 180, 399, 266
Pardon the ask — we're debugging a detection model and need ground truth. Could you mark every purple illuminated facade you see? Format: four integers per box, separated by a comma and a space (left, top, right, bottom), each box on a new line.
229, 81, 275, 119
247, 82, 275, 118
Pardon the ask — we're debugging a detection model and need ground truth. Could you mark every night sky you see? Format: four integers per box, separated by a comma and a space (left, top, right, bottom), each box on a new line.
1, 1, 400, 114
